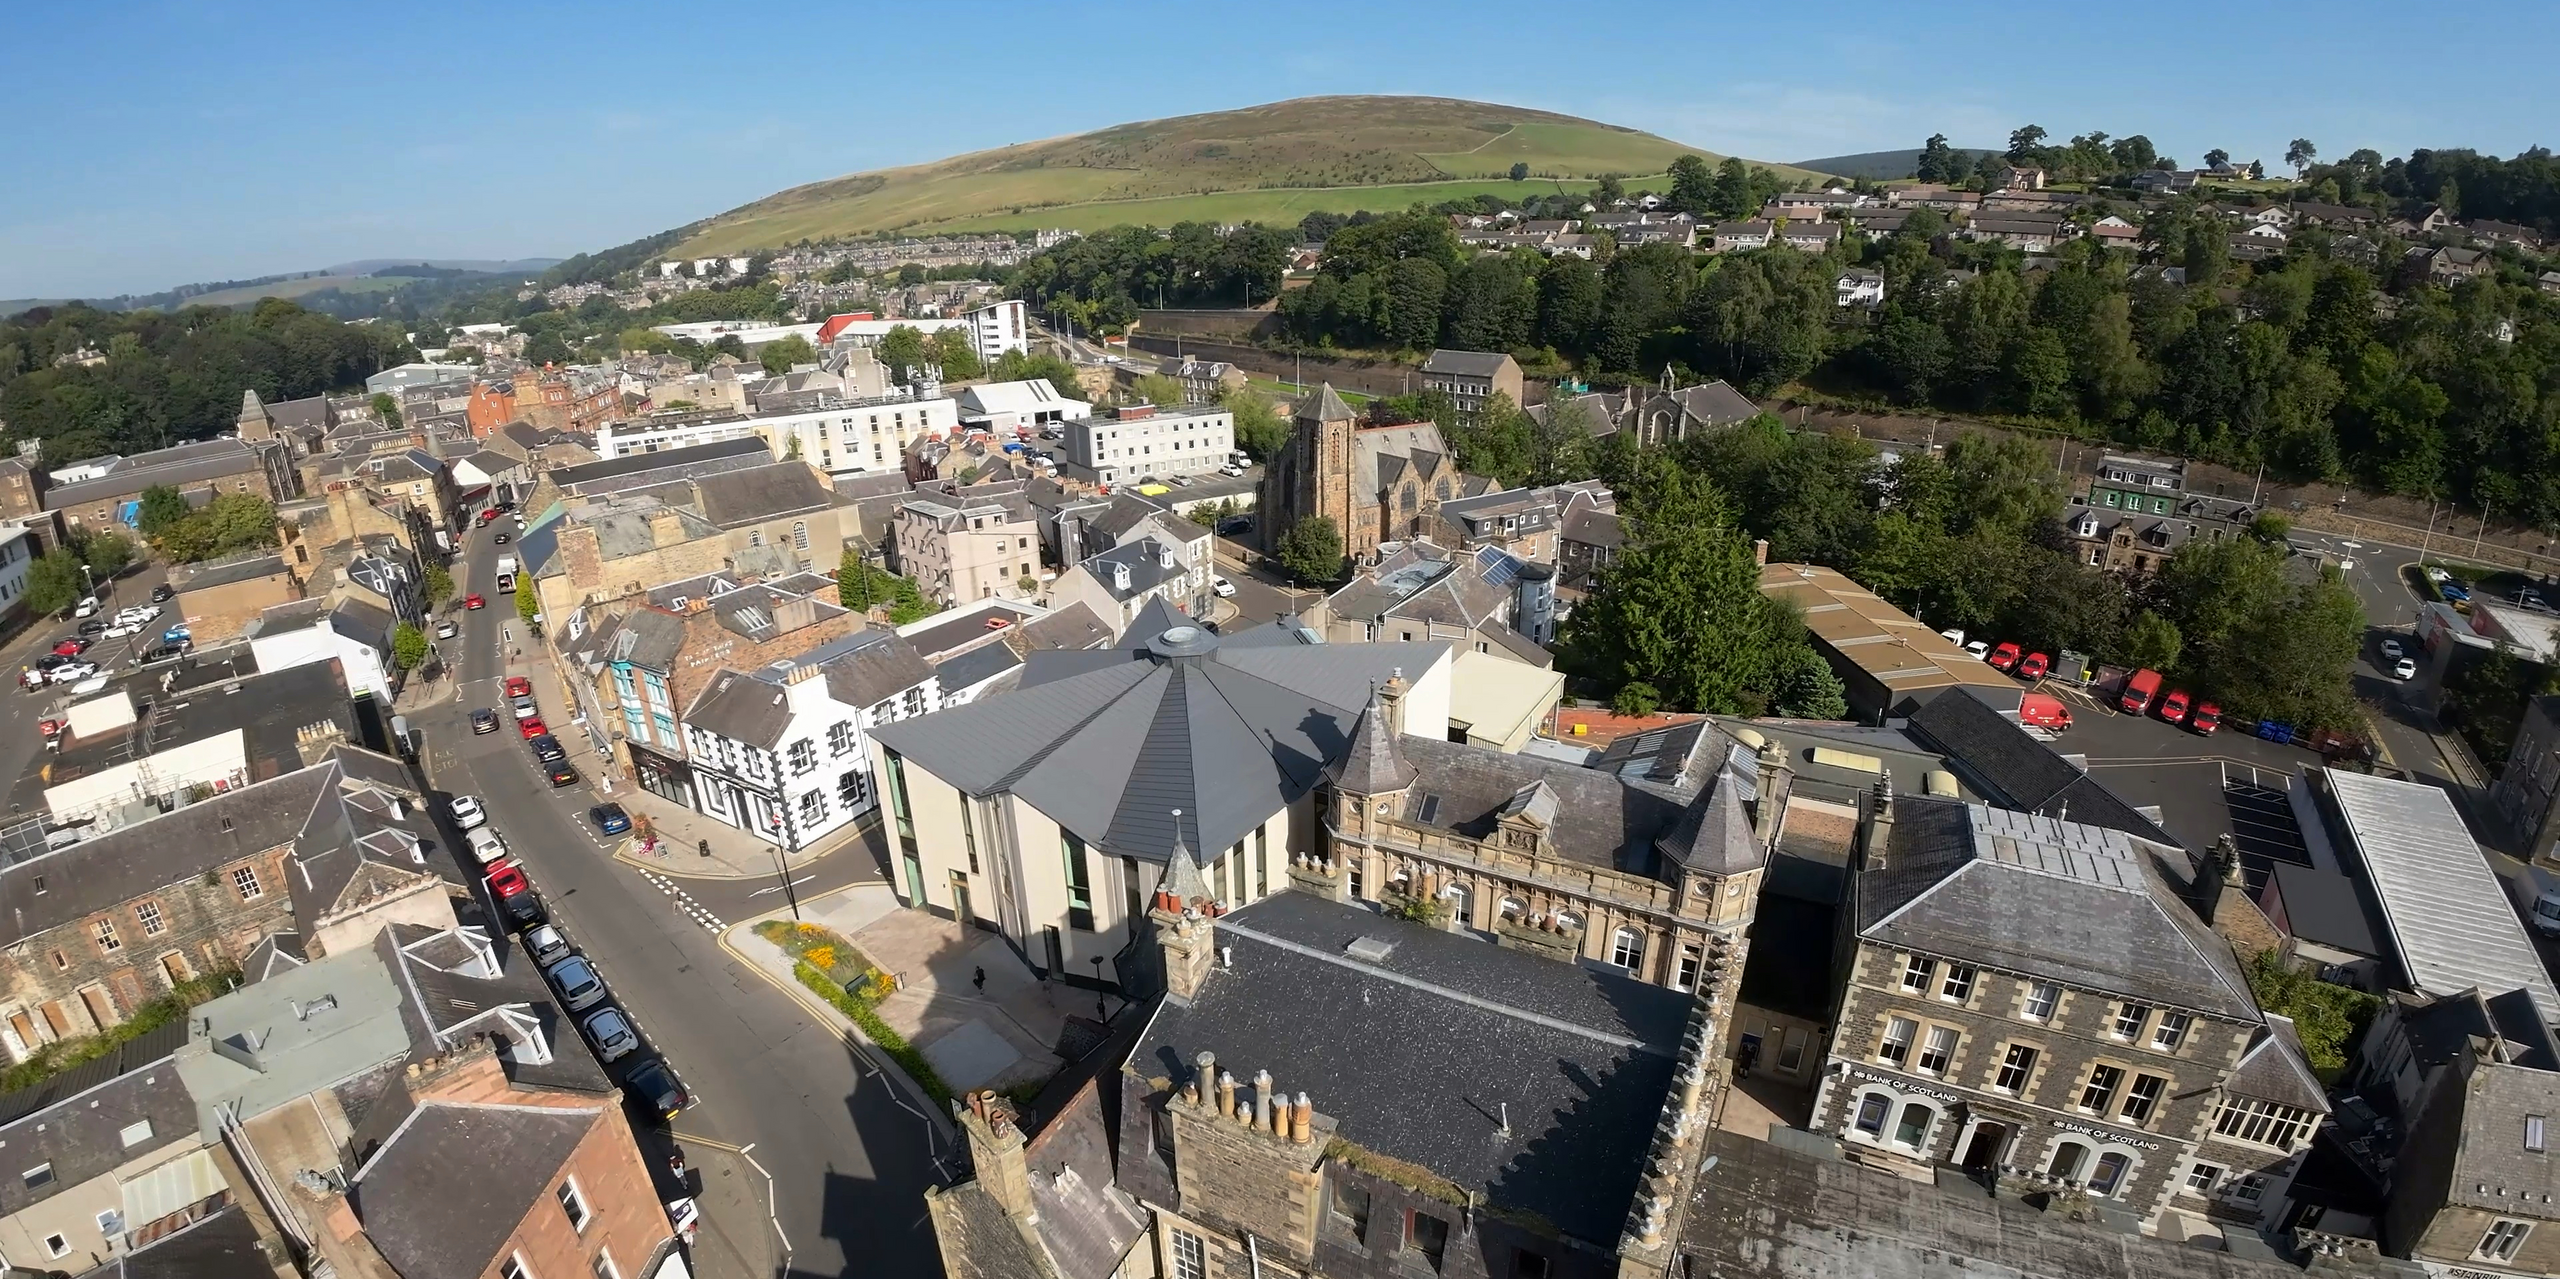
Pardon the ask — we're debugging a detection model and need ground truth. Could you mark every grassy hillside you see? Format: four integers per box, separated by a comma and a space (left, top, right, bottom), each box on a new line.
674, 95, 1830, 255
1792, 146, 1997, 181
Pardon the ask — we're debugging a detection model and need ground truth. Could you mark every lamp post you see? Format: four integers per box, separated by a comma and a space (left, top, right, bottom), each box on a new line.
766, 804, 802, 921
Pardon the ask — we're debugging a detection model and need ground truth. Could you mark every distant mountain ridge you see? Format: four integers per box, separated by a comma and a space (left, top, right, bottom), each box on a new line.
1791, 146, 1999, 181
1, 257, 563, 318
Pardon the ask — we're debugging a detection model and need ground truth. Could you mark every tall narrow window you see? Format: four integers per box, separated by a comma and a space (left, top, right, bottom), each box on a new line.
1611, 928, 1645, 972
1169, 1230, 1207, 1279
2022, 981, 2059, 1020
1916, 1026, 1958, 1075
2151, 1010, 2191, 1050
2121, 1074, 2168, 1125
1061, 834, 1096, 931
1900, 956, 1936, 993
2080, 1065, 2125, 1113
1877, 1017, 1916, 1068
1995, 1044, 2038, 1093
1255, 825, 1268, 898
959, 801, 980, 874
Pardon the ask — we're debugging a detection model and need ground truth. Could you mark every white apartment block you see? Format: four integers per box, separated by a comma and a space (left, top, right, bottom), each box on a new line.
594, 392, 959, 477
1065, 404, 1235, 485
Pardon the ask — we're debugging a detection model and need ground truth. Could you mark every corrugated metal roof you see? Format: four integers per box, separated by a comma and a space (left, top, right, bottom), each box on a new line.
2325, 768, 2560, 1023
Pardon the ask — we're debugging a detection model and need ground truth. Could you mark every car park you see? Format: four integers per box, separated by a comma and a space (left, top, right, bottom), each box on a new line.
545, 761, 580, 788
530, 734, 566, 765
581, 1007, 640, 1063
589, 803, 630, 836
2159, 689, 2192, 725
620, 1055, 689, 1117
449, 795, 487, 829
464, 594, 486, 610
484, 863, 544, 928
2393, 656, 2418, 680
465, 827, 509, 865
2018, 651, 2050, 680
470, 708, 500, 735
519, 716, 546, 740
2192, 702, 2223, 735
543, 954, 606, 1012
1988, 641, 2022, 672
525, 923, 572, 967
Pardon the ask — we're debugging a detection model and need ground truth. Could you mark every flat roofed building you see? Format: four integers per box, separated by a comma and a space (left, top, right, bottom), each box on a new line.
1761, 562, 2019, 719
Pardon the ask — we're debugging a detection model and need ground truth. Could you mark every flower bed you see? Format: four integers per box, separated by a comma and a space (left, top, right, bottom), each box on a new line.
753, 920, 895, 997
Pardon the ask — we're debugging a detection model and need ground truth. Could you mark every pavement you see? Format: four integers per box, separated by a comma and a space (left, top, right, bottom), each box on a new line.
421, 513, 949, 1279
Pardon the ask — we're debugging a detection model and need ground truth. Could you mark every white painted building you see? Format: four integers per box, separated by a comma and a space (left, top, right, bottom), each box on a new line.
594, 391, 960, 477
245, 600, 396, 702
954, 379, 1089, 435
1064, 403, 1235, 485
678, 629, 941, 850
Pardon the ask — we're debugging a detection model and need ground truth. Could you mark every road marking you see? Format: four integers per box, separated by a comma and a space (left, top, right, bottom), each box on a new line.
639, 868, 727, 932
748, 875, 817, 897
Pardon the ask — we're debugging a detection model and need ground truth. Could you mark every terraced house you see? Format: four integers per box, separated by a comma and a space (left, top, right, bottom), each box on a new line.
1810, 791, 2328, 1240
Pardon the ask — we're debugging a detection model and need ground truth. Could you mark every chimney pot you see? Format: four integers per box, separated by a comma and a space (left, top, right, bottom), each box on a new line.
1217, 1070, 1238, 1118
1291, 1093, 1313, 1143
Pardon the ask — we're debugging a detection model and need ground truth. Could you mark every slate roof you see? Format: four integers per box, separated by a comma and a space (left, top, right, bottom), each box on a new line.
936, 642, 1022, 694
1077, 539, 1186, 603
1326, 690, 1416, 796
692, 460, 846, 527
2264, 862, 2382, 957
1561, 506, 1624, 549
1859, 796, 2258, 1018
684, 669, 796, 749
43, 439, 276, 511
374, 924, 613, 1095
1019, 1076, 1147, 1279
1128, 891, 1689, 1246
350, 1102, 603, 1279
1292, 383, 1356, 423
932, 1182, 1054, 1279
1905, 688, 2180, 847
173, 552, 292, 593
1012, 602, 1113, 652
0, 767, 337, 945
2444, 1064, 2560, 1214
2226, 1014, 2329, 1112
817, 630, 936, 710
330, 600, 396, 646
0, 1020, 193, 1217
874, 625, 1446, 862
1419, 349, 1513, 379
244, 931, 309, 983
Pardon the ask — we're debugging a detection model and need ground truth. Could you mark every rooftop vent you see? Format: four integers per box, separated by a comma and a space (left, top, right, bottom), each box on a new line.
1344, 936, 1396, 963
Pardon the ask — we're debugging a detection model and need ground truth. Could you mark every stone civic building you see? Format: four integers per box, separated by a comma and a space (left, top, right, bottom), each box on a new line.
1258, 385, 1476, 567
1809, 789, 2329, 1239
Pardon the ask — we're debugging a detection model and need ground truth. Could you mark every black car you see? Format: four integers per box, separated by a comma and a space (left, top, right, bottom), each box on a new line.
469, 708, 500, 735
545, 761, 580, 788
529, 733, 566, 764
493, 532, 511, 545
130, 643, 185, 668
149, 583, 175, 603
620, 1054, 690, 1117
75, 619, 107, 637
33, 653, 71, 671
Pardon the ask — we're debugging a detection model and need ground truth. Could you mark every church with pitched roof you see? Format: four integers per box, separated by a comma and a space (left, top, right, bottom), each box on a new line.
1255, 384, 1477, 567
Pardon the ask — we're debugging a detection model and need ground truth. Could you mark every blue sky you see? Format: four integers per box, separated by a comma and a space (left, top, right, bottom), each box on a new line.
5, 0, 2554, 300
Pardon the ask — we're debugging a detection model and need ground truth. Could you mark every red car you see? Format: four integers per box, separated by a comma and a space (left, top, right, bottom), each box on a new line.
2017, 651, 2050, 680
2159, 689, 2192, 725
485, 862, 544, 927
51, 638, 89, 657
1988, 641, 2022, 672
519, 716, 547, 740
504, 675, 533, 699
464, 594, 486, 610
477, 508, 500, 525
2192, 702, 2223, 735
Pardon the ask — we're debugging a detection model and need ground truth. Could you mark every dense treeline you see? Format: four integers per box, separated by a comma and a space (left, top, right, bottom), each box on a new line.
0, 299, 415, 460
1567, 416, 2369, 731
1008, 223, 1293, 334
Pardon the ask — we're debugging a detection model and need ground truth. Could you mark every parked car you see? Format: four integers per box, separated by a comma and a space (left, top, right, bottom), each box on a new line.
530, 734, 566, 765
589, 804, 631, 836
2018, 651, 2050, 680
545, 761, 580, 789
46, 661, 99, 684
2192, 702, 2223, 735
524, 923, 572, 967
2379, 637, 2406, 664
465, 827, 509, 866
449, 795, 487, 829
485, 863, 544, 928
543, 954, 606, 1012
470, 708, 500, 735
2019, 694, 2074, 731
581, 1007, 640, 1063
1988, 641, 2022, 672
51, 638, 89, 657
464, 594, 486, 610
1212, 576, 1236, 598
2160, 689, 2192, 725
2442, 583, 2472, 603
149, 583, 175, 603
72, 596, 100, 619
477, 508, 500, 525
1964, 640, 1990, 661
130, 643, 186, 668
519, 717, 547, 740
493, 532, 511, 545
2393, 656, 2418, 680
115, 606, 159, 626
75, 619, 106, 637
620, 1055, 690, 1117
160, 627, 190, 645
511, 695, 539, 720
504, 675, 533, 698
435, 620, 458, 640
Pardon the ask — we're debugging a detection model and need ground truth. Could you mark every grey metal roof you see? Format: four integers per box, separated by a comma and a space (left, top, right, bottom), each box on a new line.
935, 642, 1022, 694
2263, 862, 2382, 957
1860, 797, 2258, 1018
1905, 688, 2179, 847
2324, 768, 2560, 1023
172, 552, 292, 593
1419, 349, 1513, 379
1128, 891, 1688, 1245
684, 669, 796, 749
350, 1102, 605, 1279
175, 944, 415, 1137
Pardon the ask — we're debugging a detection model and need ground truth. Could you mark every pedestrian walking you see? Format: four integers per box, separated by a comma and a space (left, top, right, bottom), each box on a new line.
972, 966, 986, 994
697, 838, 711, 858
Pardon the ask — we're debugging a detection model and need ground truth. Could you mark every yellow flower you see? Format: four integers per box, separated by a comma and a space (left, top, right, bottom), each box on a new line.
805, 945, 836, 971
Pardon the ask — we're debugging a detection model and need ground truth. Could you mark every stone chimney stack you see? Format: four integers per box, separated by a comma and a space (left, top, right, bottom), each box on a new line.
955, 1091, 1037, 1223
1150, 810, 1220, 1001
1753, 538, 1769, 567
1751, 739, 1792, 847
1862, 773, 1896, 869
1378, 668, 1408, 737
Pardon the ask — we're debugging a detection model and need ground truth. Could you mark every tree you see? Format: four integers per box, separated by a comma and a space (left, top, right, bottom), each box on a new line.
1275, 516, 1344, 585
877, 325, 928, 382
2204, 147, 2231, 171
1559, 462, 1788, 713
516, 585, 539, 628
2244, 948, 2376, 1077
1667, 154, 1717, 217
2285, 138, 2318, 175
1129, 373, 1188, 408
1225, 388, 1289, 462
135, 485, 191, 537
2123, 610, 2182, 671
370, 392, 403, 428
391, 623, 428, 671
1710, 157, 1755, 220
1766, 643, 1850, 720
1595, 176, 1625, 206
1508, 162, 1530, 182
23, 548, 85, 617
1914, 134, 1960, 183
424, 563, 454, 608
81, 532, 133, 580
523, 331, 574, 366
1611, 682, 1661, 718
930, 327, 981, 380
2006, 125, 2049, 165
759, 334, 818, 375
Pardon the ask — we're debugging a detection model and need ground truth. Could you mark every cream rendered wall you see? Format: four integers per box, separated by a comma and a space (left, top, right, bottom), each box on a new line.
0, 1139, 208, 1273
1398, 650, 1456, 743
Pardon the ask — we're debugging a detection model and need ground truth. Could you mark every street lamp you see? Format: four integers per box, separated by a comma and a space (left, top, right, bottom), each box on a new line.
769, 843, 802, 921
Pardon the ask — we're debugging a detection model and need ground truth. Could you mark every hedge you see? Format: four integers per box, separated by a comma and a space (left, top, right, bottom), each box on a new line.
794, 960, 951, 1108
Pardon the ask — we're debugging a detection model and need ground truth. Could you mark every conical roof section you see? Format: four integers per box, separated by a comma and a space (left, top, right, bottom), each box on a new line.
237, 388, 270, 424
1295, 382, 1356, 424
1160, 808, 1216, 907
1327, 685, 1416, 796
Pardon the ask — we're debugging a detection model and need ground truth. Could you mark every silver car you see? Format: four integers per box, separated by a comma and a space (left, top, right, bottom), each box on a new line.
542, 954, 606, 1012
581, 1006, 639, 1062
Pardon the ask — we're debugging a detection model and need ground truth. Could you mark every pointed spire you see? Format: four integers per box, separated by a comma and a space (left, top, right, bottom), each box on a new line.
1296, 382, 1356, 424
236, 389, 273, 440
1328, 684, 1416, 797
1160, 808, 1215, 909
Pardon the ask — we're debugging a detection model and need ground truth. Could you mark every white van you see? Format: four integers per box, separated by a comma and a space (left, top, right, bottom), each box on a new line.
465, 827, 510, 866
2533, 887, 2560, 936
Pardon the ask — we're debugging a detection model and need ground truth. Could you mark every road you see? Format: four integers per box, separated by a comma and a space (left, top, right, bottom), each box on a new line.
2283, 526, 2487, 799
1208, 531, 1319, 633
423, 513, 950, 1279
2, 560, 179, 823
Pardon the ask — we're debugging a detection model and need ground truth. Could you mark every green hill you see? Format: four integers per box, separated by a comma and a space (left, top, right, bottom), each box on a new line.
673, 95, 1832, 255
1792, 146, 1999, 181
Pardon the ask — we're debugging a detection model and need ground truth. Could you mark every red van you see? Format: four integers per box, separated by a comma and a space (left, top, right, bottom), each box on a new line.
2120, 668, 2163, 716
2020, 694, 2074, 731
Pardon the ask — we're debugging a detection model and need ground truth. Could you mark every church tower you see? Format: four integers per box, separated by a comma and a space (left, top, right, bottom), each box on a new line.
1266, 383, 1357, 552
236, 388, 275, 441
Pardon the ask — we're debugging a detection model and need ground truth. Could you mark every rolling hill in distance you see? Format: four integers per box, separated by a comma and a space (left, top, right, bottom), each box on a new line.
670, 95, 1836, 256
1791, 146, 1999, 181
